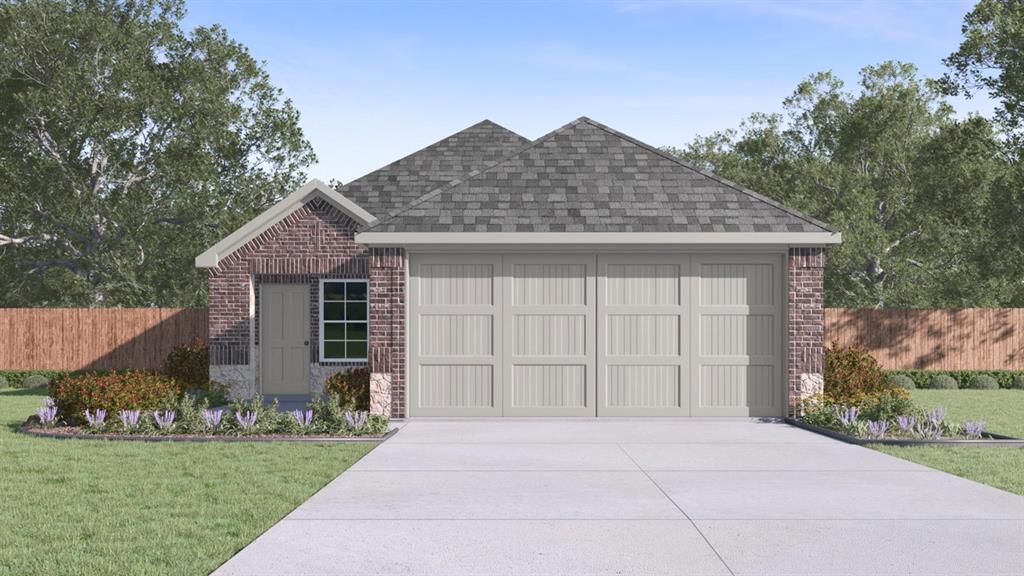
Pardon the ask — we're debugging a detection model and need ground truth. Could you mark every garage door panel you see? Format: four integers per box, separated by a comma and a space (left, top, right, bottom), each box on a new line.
699, 365, 778, 415
512, 264, 587, 306
419, 263, 495, 306
606, 314, 680, 356
692, 254, 783, 417
605, 365, 681, 409
699, 315, 775, 357
699, 263, 775, 307
513, 315, 587, 356
511, 365, 588, 409
419, 315, 493, 357
605, 263, 681, 306
598, 255, 690, 416
418, 365, 495, 409
409, 255, 502, 416
504, 255, 596, 416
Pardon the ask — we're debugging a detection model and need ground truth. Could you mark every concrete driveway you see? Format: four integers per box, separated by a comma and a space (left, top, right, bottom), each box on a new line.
213, 419, 1024, 576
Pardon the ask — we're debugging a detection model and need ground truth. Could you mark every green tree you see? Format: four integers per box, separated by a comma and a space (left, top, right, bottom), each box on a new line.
943, 0, 1024, 305
944, 0, 1024, 146
0, 0, 315, 306
668, 62, 1012, 308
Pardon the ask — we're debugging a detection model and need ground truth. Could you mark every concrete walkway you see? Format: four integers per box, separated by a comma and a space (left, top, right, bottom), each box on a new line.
213, 419, 1024, 576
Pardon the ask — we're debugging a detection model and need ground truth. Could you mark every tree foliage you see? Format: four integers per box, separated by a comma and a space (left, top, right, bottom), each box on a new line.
668, 62, 1016, 308
942, 0, 1024, 308
0, 0, 315, 306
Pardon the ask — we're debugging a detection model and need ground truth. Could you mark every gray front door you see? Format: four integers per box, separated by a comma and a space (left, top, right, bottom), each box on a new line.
260, 284, 310, 395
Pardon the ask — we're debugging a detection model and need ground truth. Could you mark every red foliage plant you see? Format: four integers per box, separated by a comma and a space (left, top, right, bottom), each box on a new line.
49, 371, 180, 421
823, 342, 894, 402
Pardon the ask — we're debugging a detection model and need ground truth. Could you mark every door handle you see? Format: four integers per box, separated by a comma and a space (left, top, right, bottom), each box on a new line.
304, 341, 309, 346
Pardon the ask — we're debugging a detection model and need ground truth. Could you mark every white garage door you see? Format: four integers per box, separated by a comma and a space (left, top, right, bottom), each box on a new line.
408, 253, 783, 417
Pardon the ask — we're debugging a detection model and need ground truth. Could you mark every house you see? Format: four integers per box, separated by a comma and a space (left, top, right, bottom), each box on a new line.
196, 117, 840, 418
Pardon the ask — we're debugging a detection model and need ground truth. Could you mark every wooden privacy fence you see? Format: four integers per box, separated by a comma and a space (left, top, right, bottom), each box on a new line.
825, 308, 1024, 371
1, 307, 1022, 372
0, 308, 207, 371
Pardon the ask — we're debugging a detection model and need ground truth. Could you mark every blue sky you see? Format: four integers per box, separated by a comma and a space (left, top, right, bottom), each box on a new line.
184, 0, 992, 183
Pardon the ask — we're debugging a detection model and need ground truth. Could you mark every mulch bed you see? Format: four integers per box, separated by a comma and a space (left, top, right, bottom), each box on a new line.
19, 420, 396, 443
786, 418, 1024, 447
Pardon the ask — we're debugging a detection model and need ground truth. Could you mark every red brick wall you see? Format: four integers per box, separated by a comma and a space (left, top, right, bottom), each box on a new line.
369, 247, 406, 418
787, 247, 825, 415
208, 197, 368, 366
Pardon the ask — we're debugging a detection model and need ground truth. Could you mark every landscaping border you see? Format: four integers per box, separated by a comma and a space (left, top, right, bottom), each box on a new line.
785, 418, 1024, 447
18, 421, 398, 443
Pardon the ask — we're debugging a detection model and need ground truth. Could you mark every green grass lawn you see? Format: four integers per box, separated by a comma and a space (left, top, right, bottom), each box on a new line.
908, 389, 1024, 437
873, 389, 1024, 497
0, 388, 374, 576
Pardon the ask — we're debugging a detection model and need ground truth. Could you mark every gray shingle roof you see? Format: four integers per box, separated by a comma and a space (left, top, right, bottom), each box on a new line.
338, 120, 531, 217
364, 117, 835, 234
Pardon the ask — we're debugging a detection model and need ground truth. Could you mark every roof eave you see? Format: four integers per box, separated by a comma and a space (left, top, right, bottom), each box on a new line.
354, 231, 842, 246
195, 179, 377, 269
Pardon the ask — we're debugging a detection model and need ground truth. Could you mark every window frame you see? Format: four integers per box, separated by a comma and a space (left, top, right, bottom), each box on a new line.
318, 278, 370, 363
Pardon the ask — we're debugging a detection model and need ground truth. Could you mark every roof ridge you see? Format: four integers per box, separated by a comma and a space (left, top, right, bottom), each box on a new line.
338, 119, 528, 192
364, 117, 591, 231
574, 117, 837, 233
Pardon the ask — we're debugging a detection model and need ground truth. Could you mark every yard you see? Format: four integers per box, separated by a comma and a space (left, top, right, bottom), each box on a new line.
0, 388, 374, 576
873, 389, 1024, 497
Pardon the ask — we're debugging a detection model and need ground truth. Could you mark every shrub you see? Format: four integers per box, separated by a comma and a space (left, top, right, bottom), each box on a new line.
1012, 375, 1024, 390
324, 368, 370, 410
163, 340, 209, 389
224, 394, 288, 435
0, 370, 69, 389
49, 370, 180, 423
823, 343, 892, 402
0, 375, 8, 389
856, 389, 914, 422
23, 374, 50, 389
884, 369, 1024, 390
887, 374, 916, 390
928, 374, 958, 389
967, 374, 999, 390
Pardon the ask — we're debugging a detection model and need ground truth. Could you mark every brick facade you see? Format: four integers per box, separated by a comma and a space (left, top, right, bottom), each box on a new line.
207, 196, 406, 416
787, 247, 826, 416
368, 248, 406, 418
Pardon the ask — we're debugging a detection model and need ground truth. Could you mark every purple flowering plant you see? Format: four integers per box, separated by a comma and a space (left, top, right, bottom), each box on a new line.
84, 409, 106, 429
866, 420, 889, 439
235, 410, 258, 431
118, 409, 141, 431
835, 406, 859, 428
202, 408, 223, 430
896, 414, 917, 434
153, 410, 176, 431
963, 421, 985, 440
344, 410, 368, 431
37, 399, 58, 427
292, 409, 314, 431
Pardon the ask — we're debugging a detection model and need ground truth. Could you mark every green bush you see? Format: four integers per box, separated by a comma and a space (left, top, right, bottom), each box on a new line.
885, 369, 1024, 390
928, 374, 959, 389
49, 370, 181, 423
0, 370, 70, 388
324, 368, 370, 410
23, 374, 50, 389
0, 374, 8, 389
163, 340, 209, 388
887, 374, 916, 390
824, 343, 892, 402
967, 374, 999, 390
1012, 375, 1024, 390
